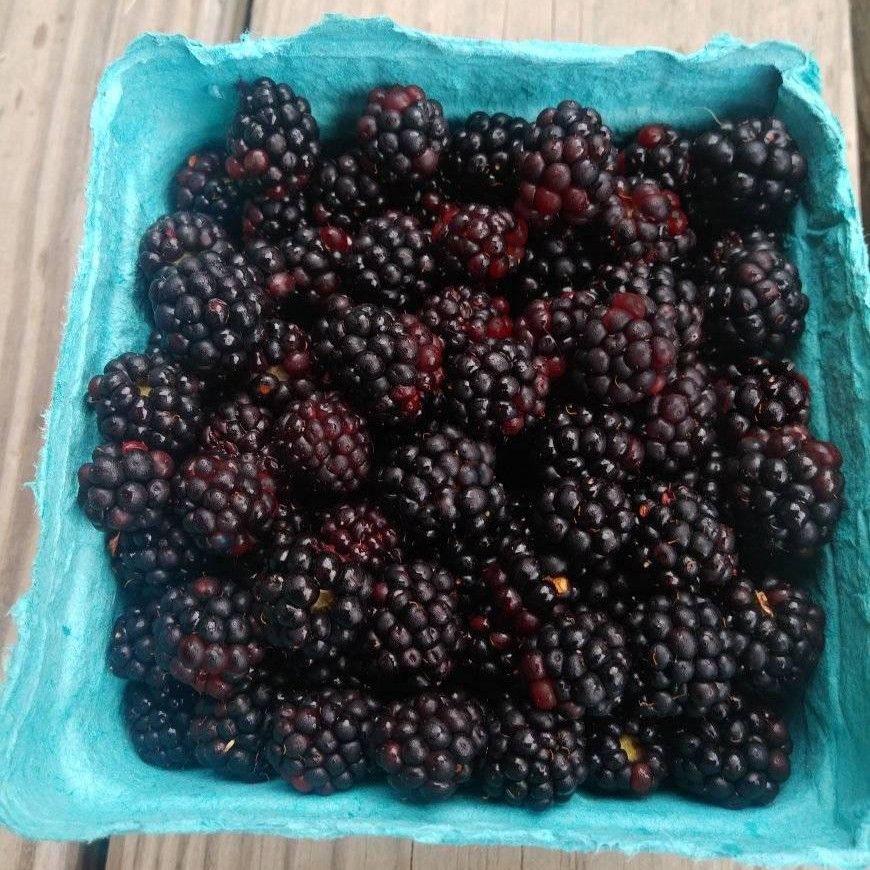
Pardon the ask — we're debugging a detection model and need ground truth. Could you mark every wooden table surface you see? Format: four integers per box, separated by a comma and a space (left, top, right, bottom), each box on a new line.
0, 1, 863, 869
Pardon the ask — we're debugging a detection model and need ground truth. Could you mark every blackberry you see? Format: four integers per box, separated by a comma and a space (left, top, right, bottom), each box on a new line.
481, 697, 587, 807
444, 337, 549, 438
690, 117, 806, 225
201, 394, 274, 457
368, 692, 487, 801
78, 441, 174, 532
313, 300, 444, 425
567, 291, 679, 405
626, 590, 736, 717
226, 78, 320, 195
678, 444, 727, 510
505, 227, 595, 304
723, 424, 845, 559
267, 688, 381, 794
138, 211, 228, 277
148, 250, 266, 375
108, 600, 163, 686
432, 203, 528, 284
419, 284, 513, 352
318, 502, 403, 574
533, 476, 636, 572
520, 609, 631, 718
576, 569, 642, 622
311, 152, 386, 230
172, 148, 241, 225
173, 452, 277, 556
619, 123, 691, 193
273, 392, 372, 496
670, 694, 793, 807
461, 604, 523, 685
355, 84, 449, 186
723, 575, 825, 697
244, 318, 320, 409
347, 213, 436, 310
586, 716, 667, 797
269, 501, 309, 550
86, 350, 205, 457
153, 576, 264, 698
241, 191, 308, 241
535, 403, 644, 484
123, 681, 197, 769
364, 560, 461, 689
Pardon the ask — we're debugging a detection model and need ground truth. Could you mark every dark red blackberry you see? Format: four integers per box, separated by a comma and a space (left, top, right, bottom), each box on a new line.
364, 560, 460, 689
78, 441, 174, 532
520, 609, 630, 718
419, 284, 513, 352
153, 576, 265, 698
444, 337, 550, 438
172, 452, 278, 556
535, 402, 644, 484
346, 213, 436, 310
567, 291, 679, 405
244, 318, 320, 409
670, 694, 793, 807
87, 350, 205, 457
267, 688, 380, 794
201, 394, 274, 457
313, 300, 444, 425
723, 424, 845, 559
318, 502, 403, 574
273, 392, 372, 496
619, 124, 691, 193
716, 357, 810, 444
533, 476, 636, 573
172, 148, 241, 225
626, 590, 736, 717
108, 600, 163, 687
226, 78, 320, 195
481, 697, 587, 807
690, 117, 806, 225
355, 84, 449, 186
585, 715, 667, 796
138, 211, 229, 277
123, 681, 197, 769
723, 574, 825, 698
505, 227, 595, 304
311, 152, 386, 230
110, 516, 202, 601
148, 250, 266, 375
633, 482, 738, 594
241, 191, 308, 241
432, 204, 528, 284
368, 692, 487, 801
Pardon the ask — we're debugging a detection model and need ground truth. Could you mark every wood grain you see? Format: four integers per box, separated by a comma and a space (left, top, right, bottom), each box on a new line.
851, 0, 870, 226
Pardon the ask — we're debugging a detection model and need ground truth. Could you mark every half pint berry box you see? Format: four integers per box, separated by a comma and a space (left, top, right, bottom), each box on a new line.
0, 15, 868, 868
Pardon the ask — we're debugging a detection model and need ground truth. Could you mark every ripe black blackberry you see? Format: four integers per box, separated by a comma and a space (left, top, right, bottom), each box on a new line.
272, 223, 352, 308
678, 444, 727, 510
432, 203, 528, 285
273, 392, 372, 496
368, 692, 487, 801
723, 574, 825, 697
148, 250, 267, 375
172, 148, 241, 225
226, 77, 320, 195
419, 284, 513, 352
138, 211, 229, 277
619, 123, 691, 193
670, 694, 793, 807
461, 604, 523, 685
533, 476, 636, 573
153, 576, 264, 698
481, 697, 587, 807
364, 560, 460, 689
690, 117, 806, 225
108, 600, 163, 687
268, 501, 309, 550
318, 502, 403, 574
346, 213, 436, 310
311, 152, 386, 229
241, 191, 308, 241
519, 608, 630, 718
576, 569, 642, 622
585, 715, 667, 796
267, 688, 381, 794
313, 299, 444, 425
201, 394, 274, 457
173, 452, 278, 556
444, 336, 550, 438
123, 681, 197, 769
626, 590, 736, 717
723, 424, 845, 559
355, 84, 449, 186
78, 441, 174, 532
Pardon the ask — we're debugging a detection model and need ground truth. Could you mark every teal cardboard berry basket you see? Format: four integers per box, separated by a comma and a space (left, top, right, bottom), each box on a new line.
0, 15, 867, 867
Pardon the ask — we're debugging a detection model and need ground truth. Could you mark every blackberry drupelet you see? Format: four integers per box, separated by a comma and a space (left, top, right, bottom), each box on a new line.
78, 441, 174, 532
138, 211, 228, 277
108, 600, 163, 687
619, 123, 691, 193
481, 697, 587, 807
585, 715, 667, 796
244, 318, 320, 409
419, 284, 513, 352
172, 148, 241, 225
123, 681, 197, 769
670, 694, 793, 807
241, 191, 308, 241
311, 152, 386, 229
318, 502, 403, 574
201, 394, 274, 457
368, 692, 487, 801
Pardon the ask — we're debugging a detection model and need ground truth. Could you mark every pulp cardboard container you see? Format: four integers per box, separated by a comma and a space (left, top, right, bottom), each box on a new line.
0, 15, 867, 868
